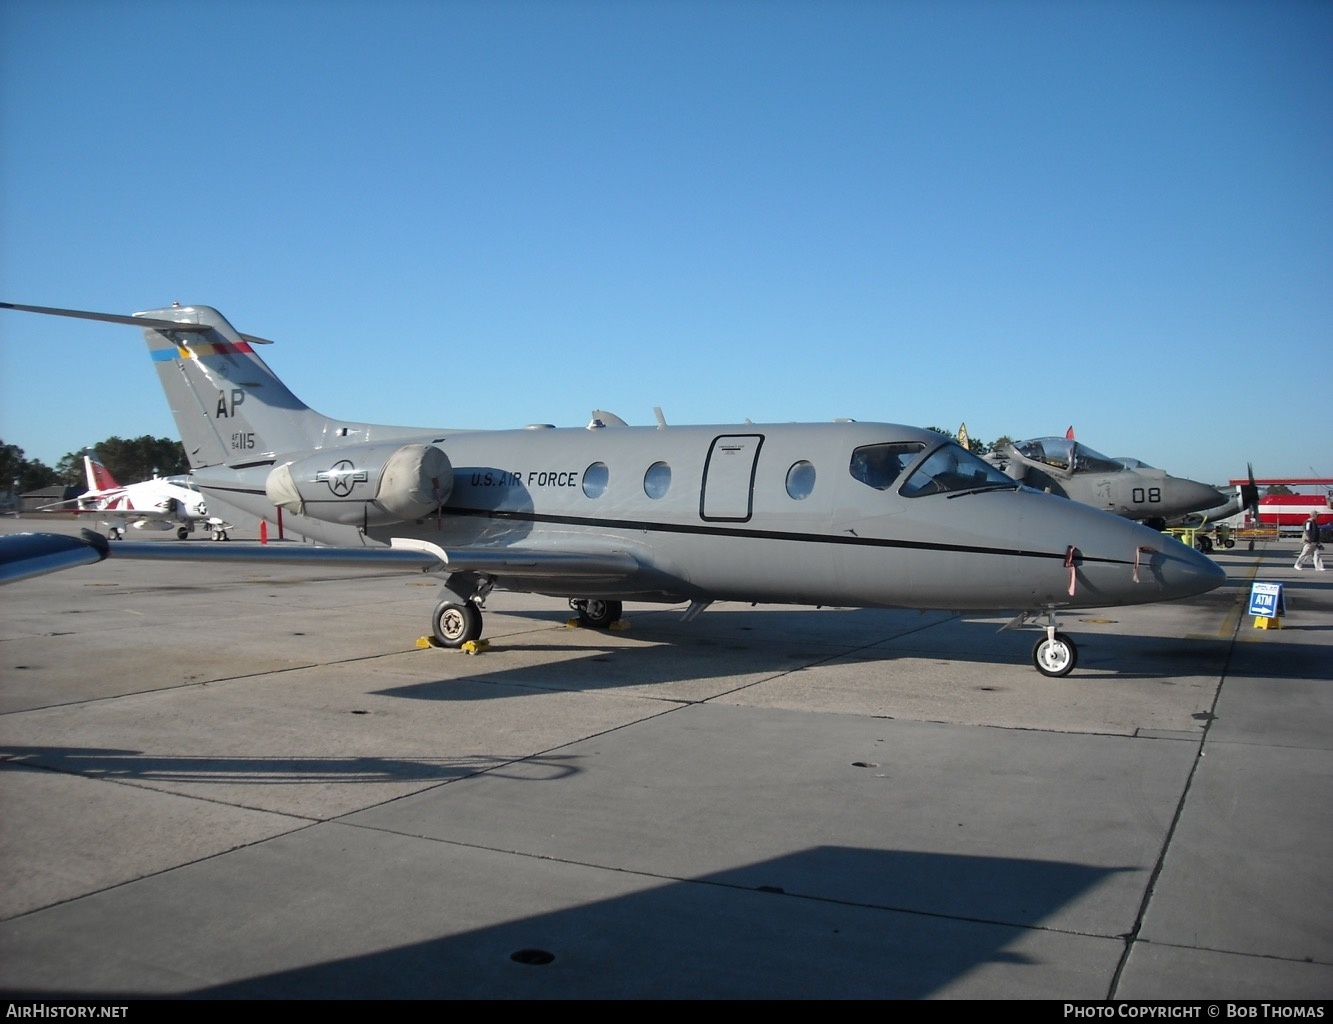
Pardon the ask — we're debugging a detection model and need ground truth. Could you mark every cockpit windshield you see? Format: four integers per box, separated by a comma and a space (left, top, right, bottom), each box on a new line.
849, 443, 924, 490
900, 443, 1018, 498
1014, 438, 1124, 475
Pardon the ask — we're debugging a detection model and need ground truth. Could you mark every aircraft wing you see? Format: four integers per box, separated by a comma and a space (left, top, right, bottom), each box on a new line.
0, 531, 109, 585
34, 498, 83, 512
101, 537, 640, 582
388, 539, 639, 580
1, 525, 639, 584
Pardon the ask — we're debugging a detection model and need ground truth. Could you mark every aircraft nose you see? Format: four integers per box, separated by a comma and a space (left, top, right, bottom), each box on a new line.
1148, 535, 1227, 599
1176, 477, 1229, 514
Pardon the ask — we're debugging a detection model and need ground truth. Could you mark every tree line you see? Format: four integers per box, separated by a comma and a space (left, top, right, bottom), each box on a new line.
1, 430, 1291, 498
1, 436, 189, 493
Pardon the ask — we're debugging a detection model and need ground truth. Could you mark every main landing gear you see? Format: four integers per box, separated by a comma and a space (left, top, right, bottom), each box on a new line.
429, 570, 489, 647
433, 599, 483, 647
570, 598, 622, 629
428, 574, 626, 649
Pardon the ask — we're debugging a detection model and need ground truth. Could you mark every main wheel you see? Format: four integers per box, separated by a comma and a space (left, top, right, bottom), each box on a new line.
577, 599, 622, 629
177, 526, 189, 540
1033, 632, 1077, 677
433, 601, 482, 648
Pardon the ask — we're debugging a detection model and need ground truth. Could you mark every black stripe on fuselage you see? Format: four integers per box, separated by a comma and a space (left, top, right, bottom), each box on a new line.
200, 485, 1137, 567
447, 506, 1133, 565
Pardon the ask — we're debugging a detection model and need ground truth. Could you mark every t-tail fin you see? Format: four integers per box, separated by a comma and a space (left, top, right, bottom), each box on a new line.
135, 304, 329, 468
2, 301, 438, 473
83, 450, 120, 492
2, 302, 333, 469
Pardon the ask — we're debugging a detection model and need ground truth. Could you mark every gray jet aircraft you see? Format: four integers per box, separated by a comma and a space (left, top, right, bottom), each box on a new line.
987, 437, 1228, 530
2, 302, 1225, 677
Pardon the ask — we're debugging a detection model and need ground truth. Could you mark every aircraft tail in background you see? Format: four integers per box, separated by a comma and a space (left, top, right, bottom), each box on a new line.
82, 449, 121, 492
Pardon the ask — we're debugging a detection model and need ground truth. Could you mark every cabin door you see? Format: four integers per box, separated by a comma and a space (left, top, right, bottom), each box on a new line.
700, 434, 763, 522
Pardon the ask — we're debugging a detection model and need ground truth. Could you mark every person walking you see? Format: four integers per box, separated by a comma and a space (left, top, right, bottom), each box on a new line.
1293, 512, 1326, 570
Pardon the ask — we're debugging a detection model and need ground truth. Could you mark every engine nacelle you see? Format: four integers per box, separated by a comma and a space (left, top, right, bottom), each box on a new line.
265, 443, 453, 527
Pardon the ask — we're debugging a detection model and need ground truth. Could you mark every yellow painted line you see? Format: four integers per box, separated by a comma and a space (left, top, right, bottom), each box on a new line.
1219, 554, 1265, 641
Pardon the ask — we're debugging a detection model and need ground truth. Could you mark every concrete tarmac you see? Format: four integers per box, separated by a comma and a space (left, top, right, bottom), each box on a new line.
1, 518, 1329, 998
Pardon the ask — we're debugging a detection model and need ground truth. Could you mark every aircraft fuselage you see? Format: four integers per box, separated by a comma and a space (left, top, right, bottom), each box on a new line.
197, 420, 1221, 615
0, 301, 1227, 674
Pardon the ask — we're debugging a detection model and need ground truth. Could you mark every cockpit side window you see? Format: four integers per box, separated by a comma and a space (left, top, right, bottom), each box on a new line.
849, 443, 922, 490
900, 443, 1017, 497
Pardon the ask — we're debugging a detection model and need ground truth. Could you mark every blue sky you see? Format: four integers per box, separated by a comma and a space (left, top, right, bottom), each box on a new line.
2, 0, 1330, 487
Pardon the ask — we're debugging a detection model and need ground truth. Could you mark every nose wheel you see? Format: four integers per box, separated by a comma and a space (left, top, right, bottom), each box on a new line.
1033, 629, 1078, 677
1006, 608, 1080, 677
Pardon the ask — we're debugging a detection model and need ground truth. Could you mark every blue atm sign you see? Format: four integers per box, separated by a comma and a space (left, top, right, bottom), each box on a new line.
1248, 582, 1285, 618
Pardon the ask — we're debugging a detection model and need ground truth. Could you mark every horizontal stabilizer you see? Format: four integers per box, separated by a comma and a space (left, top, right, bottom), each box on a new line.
0, 302, 274, 344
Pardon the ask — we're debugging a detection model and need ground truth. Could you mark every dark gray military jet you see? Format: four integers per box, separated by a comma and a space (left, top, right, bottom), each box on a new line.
988, 436, 1228, 531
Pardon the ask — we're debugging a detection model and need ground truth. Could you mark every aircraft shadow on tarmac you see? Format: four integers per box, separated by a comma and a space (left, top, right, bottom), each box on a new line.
366, 602, 1333, 700
7, 847, 1125, 999
0, 748, 581, 786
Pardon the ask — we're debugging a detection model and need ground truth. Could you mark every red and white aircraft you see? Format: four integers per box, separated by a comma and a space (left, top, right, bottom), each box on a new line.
1226, 476, 1333, 529
44, 451, 232, 540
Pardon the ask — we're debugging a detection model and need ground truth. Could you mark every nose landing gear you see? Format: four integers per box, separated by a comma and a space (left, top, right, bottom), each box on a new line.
1033, 628, 1078, 677
1005, 607, 1080, 677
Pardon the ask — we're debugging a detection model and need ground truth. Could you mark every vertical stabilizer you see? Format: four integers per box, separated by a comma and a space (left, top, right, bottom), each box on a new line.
135, 305, 329, 469
83, 450, 120, 492
1, 301, 436, 477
